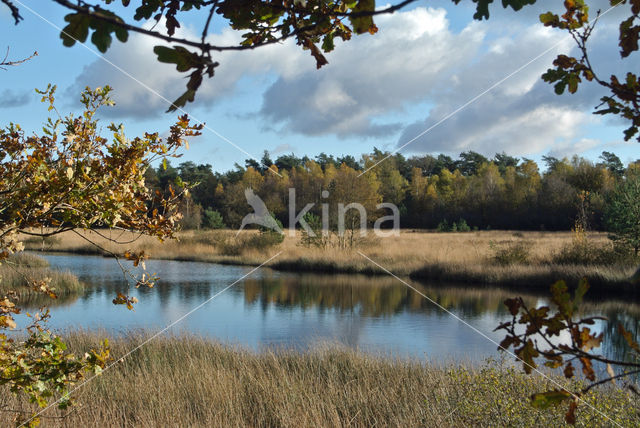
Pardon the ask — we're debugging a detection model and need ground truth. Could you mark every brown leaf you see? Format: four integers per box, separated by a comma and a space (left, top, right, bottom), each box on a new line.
579, 357, 595, 381
504, 298, 521, 316
565, 399, 578, 425
564, 362, 575, 379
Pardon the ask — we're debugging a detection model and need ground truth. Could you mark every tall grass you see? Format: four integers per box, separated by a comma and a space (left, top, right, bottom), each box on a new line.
0, 332, 637, 427
5, 252, 51, 268
0, 253, 84, 301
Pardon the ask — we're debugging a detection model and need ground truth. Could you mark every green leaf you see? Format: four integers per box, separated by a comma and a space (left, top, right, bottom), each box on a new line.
167, 90, 196, 112
531, 390, 571, 409
350, 0, 376, 34
551, 280, 572, 317
567, 73, 579, 93
517, 340, 539, 374
154, 45, 179, 62
91, 29, 112, 53
115, 26, 128, 43
322, 32, 335, 52
153, 46, 200, 72
539, 12, 559, 26
60, 14, 90, 47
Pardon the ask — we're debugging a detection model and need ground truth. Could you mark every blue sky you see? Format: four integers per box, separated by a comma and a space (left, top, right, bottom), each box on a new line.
1, 0, 637, 172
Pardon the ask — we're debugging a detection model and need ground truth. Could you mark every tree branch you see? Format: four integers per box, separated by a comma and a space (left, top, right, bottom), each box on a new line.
0, 47, 37, 69
0, 0, 22, 24
50, 0, 418, 53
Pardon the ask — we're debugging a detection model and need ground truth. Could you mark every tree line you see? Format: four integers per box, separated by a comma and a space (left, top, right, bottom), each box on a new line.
144, 149, 638, 231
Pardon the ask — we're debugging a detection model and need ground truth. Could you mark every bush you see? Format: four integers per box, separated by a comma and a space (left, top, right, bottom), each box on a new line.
437, 220, 450, 232
217, 230, 284, 256
299, 213, 329, 249
246, 230, 284, 249
202, 209, 226, 229
604, 174, 640, 255
455, 218, 471, 232
491, 242, 530, 265
553, 223, 637, 266
437, 218, 471, 233
553, 240, 635, 266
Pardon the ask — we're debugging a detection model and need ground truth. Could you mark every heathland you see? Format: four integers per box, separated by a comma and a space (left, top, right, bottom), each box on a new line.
22, 228, 639, 295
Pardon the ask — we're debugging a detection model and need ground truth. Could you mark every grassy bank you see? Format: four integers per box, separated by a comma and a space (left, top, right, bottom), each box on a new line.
0, 332, 636, 427
0, 253, 84, 301
21, 229, 639, 294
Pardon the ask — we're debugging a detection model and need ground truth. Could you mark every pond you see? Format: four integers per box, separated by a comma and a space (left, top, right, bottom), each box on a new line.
17, 253, 640, 364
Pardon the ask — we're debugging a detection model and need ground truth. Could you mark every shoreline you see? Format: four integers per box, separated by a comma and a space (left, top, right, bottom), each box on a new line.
22, 229, 639, 297
0, 253, 84, 302
30, 246, 639, 299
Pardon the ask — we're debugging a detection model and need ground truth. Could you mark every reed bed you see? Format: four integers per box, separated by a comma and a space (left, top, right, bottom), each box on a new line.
0, 332, 637, 427
0, 253, 84, 300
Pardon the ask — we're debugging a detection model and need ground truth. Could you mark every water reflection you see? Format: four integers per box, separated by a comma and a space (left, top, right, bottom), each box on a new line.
20, 253, 640, 364
241, 275, 520, 318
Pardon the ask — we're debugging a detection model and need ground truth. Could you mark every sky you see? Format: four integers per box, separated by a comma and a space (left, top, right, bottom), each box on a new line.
1, 0, 638, 173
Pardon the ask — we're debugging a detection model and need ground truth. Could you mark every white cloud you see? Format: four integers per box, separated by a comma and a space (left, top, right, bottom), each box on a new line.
547, 138, 601, 159
395, 14, 625, 157
66, 3, 630, 158
67, 21, 309, 118
258, 7, 484, 137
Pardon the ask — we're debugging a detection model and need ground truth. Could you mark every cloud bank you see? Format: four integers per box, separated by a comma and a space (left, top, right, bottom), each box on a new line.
67, 3, 628, 157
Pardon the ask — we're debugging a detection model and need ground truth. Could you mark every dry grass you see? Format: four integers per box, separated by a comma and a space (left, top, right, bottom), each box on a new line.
0, 253, 84, 301
0, 332, 637, 427
20, 229, 639, 293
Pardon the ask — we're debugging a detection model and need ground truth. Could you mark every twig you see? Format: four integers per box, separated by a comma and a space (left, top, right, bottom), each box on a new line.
0, 47, 37, 70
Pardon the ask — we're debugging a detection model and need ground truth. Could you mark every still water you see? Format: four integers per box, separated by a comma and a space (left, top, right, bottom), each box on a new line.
19, 253, 640, 363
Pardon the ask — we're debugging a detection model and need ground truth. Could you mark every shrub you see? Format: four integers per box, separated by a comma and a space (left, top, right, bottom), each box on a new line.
299, 213, 329, 249
437, 219, 470, 232
604, 174, 640, 255
436, 220, 450, 232
553, 222, 638, 266
216, 230, 284, 256
454, 218, 471, 232
245, 230, 284, 250
202, 209, 226, 229
553, 240, 635, 266
491, 241, 530, 265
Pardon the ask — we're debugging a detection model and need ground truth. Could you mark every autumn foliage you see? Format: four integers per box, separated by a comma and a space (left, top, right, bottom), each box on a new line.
0, 85, 201, 425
